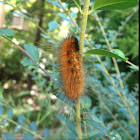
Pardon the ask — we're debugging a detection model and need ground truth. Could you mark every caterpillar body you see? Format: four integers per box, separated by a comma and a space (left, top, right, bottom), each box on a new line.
59, 37, 85, 101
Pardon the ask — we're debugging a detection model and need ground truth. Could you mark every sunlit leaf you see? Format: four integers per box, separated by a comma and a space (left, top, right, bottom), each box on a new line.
84, 49, 128, 61
93, 0, 138, 11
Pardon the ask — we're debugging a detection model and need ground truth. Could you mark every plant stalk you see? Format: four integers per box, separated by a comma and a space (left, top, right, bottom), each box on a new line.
76, 0, 90, 139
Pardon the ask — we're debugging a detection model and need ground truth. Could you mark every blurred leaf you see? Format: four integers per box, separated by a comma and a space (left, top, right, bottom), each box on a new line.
57, 13, 73, 24
23, 44, 39, 63
2, 29, 14, 36
30, 121, 37, 131
81, 95, 92, 109
45, 0, 63, 9
16, 91, 30, 97
14, 125, 22, 133
2, 133, 16, 140
56, 93, 75, 108
70, 12, 77, 18
7, 109, 13, 119
1, 119, 8, 125
0, 1, 14, 7
65, 132, 77, 139
48, 21, 58, 32
128, 65, 139, 71
0, 28, 4, 35
87, 119, 108, 136
84, 49, 128, 61
22, 134, 34, 140
55, 114, 78, 136
0, 106, 4, 115
43, 128, 50, 139
23, 57, 37, 66
40, 33, 50, 39
93, 0, 138, 11
18, 114, 24, 125
12, 11, 33, 22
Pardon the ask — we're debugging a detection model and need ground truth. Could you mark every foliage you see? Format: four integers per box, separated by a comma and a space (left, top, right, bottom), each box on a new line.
0, 0, 139, 140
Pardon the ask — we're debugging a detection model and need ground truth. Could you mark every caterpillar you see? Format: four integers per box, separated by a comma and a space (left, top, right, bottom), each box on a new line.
59, 36, 85, 101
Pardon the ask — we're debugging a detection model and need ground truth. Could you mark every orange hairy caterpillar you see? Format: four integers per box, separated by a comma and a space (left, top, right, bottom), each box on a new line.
59, 36, 85, 101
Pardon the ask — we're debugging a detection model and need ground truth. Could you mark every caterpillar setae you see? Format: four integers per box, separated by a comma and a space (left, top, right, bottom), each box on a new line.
59, 36, 85, 101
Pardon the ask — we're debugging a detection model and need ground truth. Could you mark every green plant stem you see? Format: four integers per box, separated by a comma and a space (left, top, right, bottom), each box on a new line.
75, 0, 90, 139
83, 114, 87, 138
94, 12, 124, 89
76, 97, 82, 139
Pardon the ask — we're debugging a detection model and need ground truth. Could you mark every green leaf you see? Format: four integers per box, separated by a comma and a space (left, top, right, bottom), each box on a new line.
93, 0, 138, 11
0, 1, 14, 7
47, 21, 58, 32
83, 49, 128, 61
43, 128, 50, 139
23, 44, 39, 63
128, 65, 139, 71
30, 121, 37, 131
22, 134, 34, 140
113, 49, 125, 59
40, 33, 50, 39
2, 133, 16, 140
23, 57, 37, 66
87, 119, 108, 136
55, 114, 77, 136
12, 11, 33, 22
7, 109, 13, 119
18, 114, 24, 125
45, 0, 63, 9
0, 28, 4, 35
0, 106, 4, 115
81, 95, 92, 109
3, 29, 14, 36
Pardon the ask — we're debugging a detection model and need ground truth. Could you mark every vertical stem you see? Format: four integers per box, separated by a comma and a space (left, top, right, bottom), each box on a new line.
76, 0, 90, 139
83, 114, 87, 138
76, 97, 82, 139
79, 0, 90, 56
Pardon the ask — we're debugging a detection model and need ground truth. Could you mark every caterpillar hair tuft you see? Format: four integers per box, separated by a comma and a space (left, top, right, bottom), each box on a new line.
59, 36, 85, 101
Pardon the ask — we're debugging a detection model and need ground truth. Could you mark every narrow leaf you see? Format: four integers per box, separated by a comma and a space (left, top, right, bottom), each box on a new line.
43, 128, 50, 139
30, 121, 37, 131
0, 106, 4, 115
84, 49, 128, 61
93, 0, 138, 11
22, 134, 34, 140
7, 109, 13, 118
87, 119, 108, 136
18, 114, 24, 125
2, 133, 16, 140
45, 0, 63, 9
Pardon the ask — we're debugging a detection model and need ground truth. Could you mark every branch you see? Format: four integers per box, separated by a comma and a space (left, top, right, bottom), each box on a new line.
1, 35, 57, 82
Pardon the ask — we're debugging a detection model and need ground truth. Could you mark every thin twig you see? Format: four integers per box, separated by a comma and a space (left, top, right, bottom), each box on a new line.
94, 12, 124, 89
1, 35, 57, 82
